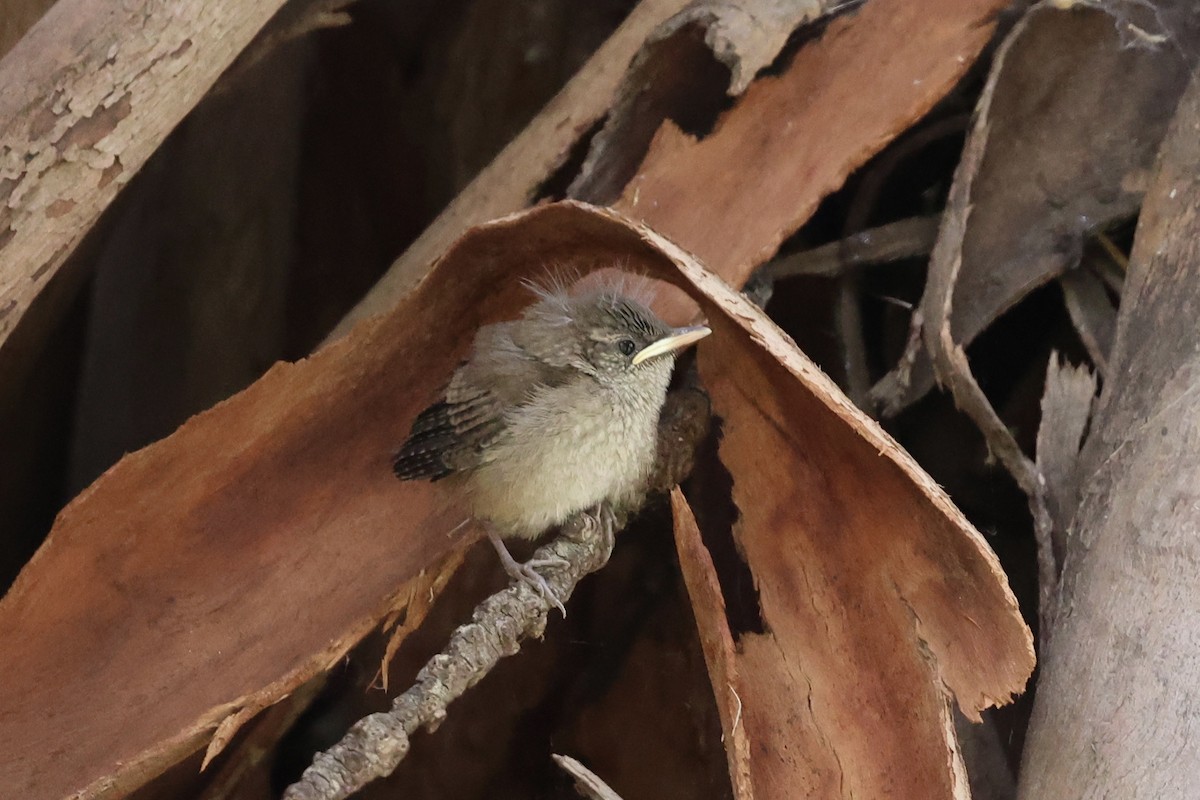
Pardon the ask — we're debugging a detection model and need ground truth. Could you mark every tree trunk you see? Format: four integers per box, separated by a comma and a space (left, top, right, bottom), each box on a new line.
1018, 67, 1200, 800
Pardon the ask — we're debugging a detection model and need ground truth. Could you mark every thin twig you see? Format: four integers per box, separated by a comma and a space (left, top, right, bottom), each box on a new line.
759, 215, 940, 408
1059, 268, 1116, 376
835, 276, 872, 406
1092, 232, 1129, 295
911, 9, 1060, 632
282, 506, 621, 800
757, 216, 940, 282
833, 116, 969, 407
553, 754, 628, 800
1095, 231, 1129, 272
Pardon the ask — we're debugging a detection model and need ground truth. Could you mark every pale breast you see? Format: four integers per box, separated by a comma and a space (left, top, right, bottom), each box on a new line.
465, 380, 661, 538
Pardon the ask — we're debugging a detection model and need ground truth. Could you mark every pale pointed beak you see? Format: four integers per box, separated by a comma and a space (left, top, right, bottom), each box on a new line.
631, 324, 712, 365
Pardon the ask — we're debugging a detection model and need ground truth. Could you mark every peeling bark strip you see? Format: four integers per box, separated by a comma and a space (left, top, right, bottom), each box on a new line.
1018, 67, 1200, 800
905, 8, 1042, 497
871, 2, 1199, 416
1035, 354, 1096, 556
0, 0, 290, 352
864, 1, 1197, 632
671, 262, 1031, 798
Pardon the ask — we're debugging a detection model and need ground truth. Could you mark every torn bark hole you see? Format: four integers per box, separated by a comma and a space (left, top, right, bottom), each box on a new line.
682, 417, 764, 637
656, 24, 735, 140
750, 9, 840, 83
532, 117, 607, 203
570, 23, 732, 205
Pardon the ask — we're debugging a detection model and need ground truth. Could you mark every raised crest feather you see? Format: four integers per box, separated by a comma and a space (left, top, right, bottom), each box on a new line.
521, 264, 658, 312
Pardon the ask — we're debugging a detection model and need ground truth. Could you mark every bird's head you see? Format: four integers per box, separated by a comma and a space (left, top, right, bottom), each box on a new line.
519, 283, 711, 385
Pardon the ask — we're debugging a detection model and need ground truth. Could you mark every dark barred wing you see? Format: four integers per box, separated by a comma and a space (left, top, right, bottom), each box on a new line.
392, 387, 506, 481
393, 319, 579, 482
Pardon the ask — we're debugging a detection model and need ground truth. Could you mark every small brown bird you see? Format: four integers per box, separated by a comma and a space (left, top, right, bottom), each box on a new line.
393, 281, 710, 609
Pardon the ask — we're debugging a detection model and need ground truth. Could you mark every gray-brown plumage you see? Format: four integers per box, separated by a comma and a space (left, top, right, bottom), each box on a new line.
393, 282, 710, 607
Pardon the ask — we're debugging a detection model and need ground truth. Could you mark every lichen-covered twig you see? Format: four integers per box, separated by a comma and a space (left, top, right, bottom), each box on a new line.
282, 505, 621, 800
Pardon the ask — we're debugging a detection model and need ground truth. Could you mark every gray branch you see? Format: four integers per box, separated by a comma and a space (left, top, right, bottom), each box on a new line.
282, 505, 621, 800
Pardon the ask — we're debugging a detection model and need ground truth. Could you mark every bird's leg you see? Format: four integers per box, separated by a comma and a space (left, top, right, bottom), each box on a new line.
591, 504, 617, 554
487, 528, 568, 616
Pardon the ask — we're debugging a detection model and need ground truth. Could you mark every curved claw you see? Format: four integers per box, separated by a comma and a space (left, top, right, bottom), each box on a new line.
517, 563, 567, 617
487, 529, 568, 617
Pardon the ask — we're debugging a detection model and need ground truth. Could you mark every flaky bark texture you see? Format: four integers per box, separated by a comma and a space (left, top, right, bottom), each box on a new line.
1018, 67, 1200, 799
0, 0, 291, 355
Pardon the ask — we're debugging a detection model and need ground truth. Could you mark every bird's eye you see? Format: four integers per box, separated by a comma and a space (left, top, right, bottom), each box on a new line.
618, 338, 637, 356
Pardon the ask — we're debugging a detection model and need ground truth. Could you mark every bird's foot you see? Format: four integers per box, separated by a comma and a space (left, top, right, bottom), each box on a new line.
488, 531, 568, 616
512, 561, 568, 617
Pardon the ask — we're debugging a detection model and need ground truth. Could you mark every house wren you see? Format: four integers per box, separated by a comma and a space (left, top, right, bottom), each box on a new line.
393, 283, 710, 608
